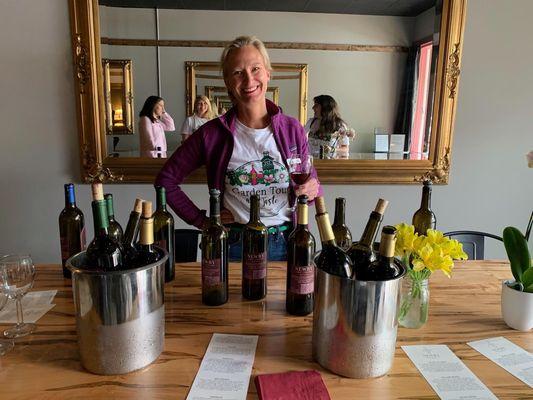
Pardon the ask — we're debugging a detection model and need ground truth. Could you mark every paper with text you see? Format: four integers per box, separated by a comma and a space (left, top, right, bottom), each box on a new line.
0, 290, 57, 323
186, 333, 259, 400
468, 337, 533, 388
402, 345, 497, 400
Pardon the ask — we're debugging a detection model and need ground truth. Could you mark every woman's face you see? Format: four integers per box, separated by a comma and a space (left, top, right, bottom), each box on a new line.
195, 99, 209, 117
153, 100, 165, 118
312, 102, 321, 118
224, 45, 270, 108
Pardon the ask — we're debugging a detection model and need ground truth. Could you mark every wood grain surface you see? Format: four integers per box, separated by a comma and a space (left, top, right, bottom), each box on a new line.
0, 261, 531, 399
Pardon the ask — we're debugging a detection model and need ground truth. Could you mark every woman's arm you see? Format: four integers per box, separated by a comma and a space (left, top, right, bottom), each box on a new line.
294, 123, 323, 201
139, 117, 158, 149
160, 112, 175, 131
154, 129, 207, 228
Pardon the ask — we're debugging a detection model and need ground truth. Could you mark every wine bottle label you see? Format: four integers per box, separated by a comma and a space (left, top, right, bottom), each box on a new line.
243, 253, 267, 280
290, 265, 314, 295
202, 258, 221, 287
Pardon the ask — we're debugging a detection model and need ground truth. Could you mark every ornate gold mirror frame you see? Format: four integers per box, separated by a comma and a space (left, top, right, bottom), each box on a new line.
102, 59, 134, 135
69, 0, 467, 184
187, 62, 307, 124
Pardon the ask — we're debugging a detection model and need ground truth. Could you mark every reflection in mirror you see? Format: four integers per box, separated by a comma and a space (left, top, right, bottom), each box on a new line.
99, 3, 439, 161
102, 59, 134, 136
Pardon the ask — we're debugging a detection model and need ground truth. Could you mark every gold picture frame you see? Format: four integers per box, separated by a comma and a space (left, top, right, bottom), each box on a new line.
102, 59, 134, 135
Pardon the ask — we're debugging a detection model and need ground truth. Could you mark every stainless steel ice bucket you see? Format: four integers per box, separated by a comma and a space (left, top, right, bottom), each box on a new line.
66, 250, 167, 375
312, 261, 405, 378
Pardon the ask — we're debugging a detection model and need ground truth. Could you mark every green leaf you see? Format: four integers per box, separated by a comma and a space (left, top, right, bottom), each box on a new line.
503, 226, 531, 282
521, 268, 533, 291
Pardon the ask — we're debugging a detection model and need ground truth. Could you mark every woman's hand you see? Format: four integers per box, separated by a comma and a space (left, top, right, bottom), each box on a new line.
295, 177, 319, 201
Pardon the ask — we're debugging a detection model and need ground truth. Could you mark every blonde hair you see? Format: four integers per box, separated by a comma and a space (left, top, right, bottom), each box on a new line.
220, 36, 272, 79
194, 95, 215, 119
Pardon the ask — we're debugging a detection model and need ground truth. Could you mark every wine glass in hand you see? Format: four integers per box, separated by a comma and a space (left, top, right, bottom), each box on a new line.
0, 255, 36, 338
286, 153, 313, 213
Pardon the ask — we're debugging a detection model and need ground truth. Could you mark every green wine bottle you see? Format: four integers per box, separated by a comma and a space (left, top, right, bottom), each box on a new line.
331, 197, 352, 251
104, 193, 123, 243
58, 183, 86, 278
412, 180, 437, 235
137, 201, 161, 266
364, 226, 403, 281
153, 186, 175, 282
286, 195, 316, 316
242, 194, 268, 300
201, 189, 228, 306
122, 198, 143, 269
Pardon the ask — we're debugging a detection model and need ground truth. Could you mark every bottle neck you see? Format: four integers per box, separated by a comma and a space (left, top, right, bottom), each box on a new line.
316, 213, 336, 245
378, 232, 396, 260
92, 200, 109, 236
209, 194, 221, 224
421, 186, 432, 209
123, 211, 140, 246
359, 211, 382, 247
156, 188, 167, 211
333, 199, 345, 225
139, 217, 154, 245
105, 197, 116, 219
249, 197, 261, 223
64, 185, 76, 208
297, 203, 309, 227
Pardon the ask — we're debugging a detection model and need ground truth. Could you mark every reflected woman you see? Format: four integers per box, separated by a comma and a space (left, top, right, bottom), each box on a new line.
180, 95, 215, 144
156, 35, 322, 261
139, 96, 175, 158
305, 95, 349, 158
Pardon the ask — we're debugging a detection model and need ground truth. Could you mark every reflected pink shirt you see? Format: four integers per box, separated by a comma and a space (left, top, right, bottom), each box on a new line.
139, 113, 175, 157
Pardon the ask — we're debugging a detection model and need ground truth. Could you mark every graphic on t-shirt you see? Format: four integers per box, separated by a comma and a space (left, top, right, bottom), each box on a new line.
226, 151, 289, 217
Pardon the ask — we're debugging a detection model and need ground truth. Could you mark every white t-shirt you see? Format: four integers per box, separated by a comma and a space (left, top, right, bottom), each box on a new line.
181, 115, 208, 135
224, 119, 291, 226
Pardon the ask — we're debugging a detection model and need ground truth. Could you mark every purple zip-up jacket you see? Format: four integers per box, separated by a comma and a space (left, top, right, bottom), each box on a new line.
155, 99, 323, 229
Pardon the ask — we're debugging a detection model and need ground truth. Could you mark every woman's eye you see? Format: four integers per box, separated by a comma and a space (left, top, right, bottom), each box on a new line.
233, 70, 242, 76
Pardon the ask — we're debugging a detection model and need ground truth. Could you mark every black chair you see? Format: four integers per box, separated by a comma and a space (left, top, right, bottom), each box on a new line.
174, 229, 201, 262
443, 231, 503, 260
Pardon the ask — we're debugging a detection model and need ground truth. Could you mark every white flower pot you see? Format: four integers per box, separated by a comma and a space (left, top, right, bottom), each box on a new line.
501, 280, 533, 331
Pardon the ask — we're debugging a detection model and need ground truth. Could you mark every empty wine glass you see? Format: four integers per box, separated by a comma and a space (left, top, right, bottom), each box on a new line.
0, 291, 14, 355
286, 153, 313, 213
0, 254, 36, 338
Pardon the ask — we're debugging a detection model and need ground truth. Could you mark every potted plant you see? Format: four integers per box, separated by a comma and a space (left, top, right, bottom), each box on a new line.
501, 224, 533, 331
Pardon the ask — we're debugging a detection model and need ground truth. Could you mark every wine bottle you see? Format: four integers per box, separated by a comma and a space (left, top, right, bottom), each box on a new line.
412, 180, 437, 235
314, 197, 353, 278
348, 198, 389, 280
122, 198, 143, 269
86, 183, 124, 271
286, 195, 316, 316
242, 194, 268, 300
58, 183, 86, 278
201, 189, 229, 306
364, 226, 402, 280
153, 186, 175, 282
137, 201, 162, 266
331, 197, 352, 251
104, 193, 123, 242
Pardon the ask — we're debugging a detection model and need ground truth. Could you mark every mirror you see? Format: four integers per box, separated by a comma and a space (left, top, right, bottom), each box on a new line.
70, 0, 467, 183
102, 59, 134, 136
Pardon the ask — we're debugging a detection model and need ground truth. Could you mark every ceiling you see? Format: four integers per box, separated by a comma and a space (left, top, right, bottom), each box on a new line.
98, 0, 437, 17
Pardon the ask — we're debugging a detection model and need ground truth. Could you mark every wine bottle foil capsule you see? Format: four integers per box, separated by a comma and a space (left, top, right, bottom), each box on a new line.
66, 249, 168, 375
312, 252, 406, 378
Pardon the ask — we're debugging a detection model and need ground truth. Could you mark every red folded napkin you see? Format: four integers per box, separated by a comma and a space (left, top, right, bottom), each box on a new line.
254, 370, 331, 400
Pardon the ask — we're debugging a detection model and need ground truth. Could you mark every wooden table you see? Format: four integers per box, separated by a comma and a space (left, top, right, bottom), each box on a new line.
0, 261, 531, 399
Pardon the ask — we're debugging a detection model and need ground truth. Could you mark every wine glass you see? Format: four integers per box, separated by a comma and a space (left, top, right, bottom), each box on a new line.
0, 254, 36, 338
286, 153, 313, 213
0, 290, 14, 355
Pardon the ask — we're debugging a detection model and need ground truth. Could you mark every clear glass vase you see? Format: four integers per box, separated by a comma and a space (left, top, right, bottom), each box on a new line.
399, 276, 429, 329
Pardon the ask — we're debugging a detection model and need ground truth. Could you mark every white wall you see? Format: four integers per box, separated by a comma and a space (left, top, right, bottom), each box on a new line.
0, 0, 531, 263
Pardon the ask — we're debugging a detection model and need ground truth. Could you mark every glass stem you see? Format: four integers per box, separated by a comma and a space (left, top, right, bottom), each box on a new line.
16, 298, 24, 326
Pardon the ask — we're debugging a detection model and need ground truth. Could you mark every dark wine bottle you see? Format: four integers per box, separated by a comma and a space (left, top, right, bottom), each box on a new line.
364, 226, 402, 280
58, 183, 86, 278
137, 201, 162, 266
314, 197, 353, 278
412, 180, 437, 235
86, 183, 124, 271
201, 189, 229, 306
104, 193, 123, 243
242, 194, 268, 300
153, 186, 175, 282
331, 197, 352, 251
348, 198, 389, 280
286, 195, 316, 316
122, 198, 143, 269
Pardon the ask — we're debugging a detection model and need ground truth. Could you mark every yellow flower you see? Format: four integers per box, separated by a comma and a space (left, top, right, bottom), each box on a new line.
394, 223, 418, 257
412, 243, 454, 277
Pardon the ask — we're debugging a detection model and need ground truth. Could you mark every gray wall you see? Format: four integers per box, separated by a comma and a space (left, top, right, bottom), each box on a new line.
0, 0, 531, 263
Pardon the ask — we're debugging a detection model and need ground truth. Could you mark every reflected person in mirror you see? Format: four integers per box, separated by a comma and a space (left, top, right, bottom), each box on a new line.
180, 95, 216, 144
304, 95, 352, 159
139, 96, 175, 158
156, 36, 322, 261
